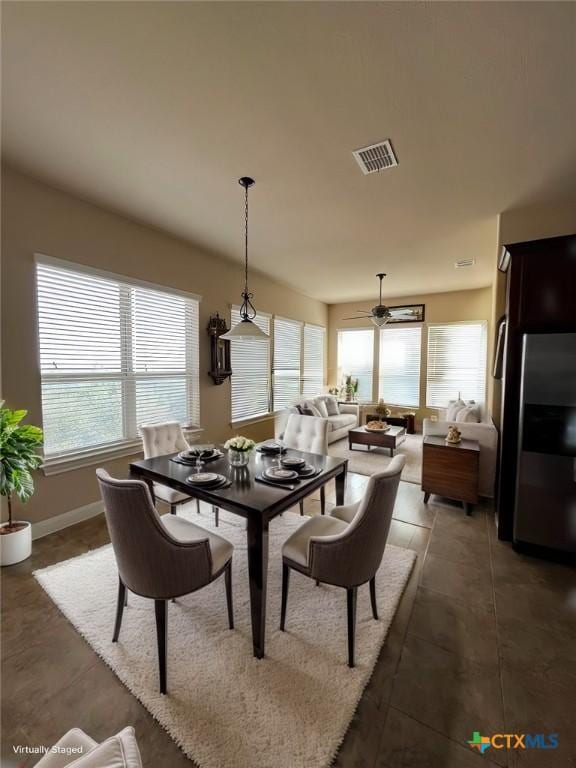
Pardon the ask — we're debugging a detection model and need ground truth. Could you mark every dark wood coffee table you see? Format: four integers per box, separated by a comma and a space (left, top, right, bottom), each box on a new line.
348, 425, 406, 456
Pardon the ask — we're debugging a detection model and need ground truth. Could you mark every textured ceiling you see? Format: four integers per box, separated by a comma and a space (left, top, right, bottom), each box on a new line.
3, 2, 576, 303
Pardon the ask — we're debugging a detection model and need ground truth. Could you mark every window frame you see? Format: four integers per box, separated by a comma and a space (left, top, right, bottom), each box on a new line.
302, 323, 326, 398
272, 315, 303, 411
34, 254, 202, 473
425, 320, 488, 409
378, 324, 422, 408
336, 327, 375, 404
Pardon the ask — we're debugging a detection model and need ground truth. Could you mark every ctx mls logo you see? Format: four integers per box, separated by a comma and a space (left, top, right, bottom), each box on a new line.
468, 732, 559, 753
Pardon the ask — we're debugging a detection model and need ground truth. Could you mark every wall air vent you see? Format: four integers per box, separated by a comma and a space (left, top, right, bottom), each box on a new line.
352, 140, 398, 175
455, 259, 476, 268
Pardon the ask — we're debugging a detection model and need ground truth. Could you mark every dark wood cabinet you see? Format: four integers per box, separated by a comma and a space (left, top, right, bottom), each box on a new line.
422, 436, 479, 515
497, 235, 576, 540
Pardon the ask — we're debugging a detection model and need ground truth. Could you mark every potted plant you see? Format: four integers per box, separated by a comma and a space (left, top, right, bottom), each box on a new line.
224, 435, 256, 467
375, 399, 391, 422
0, 403, 43, 566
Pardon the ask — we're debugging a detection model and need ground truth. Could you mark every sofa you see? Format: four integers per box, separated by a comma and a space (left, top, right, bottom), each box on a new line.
423, 401, 498, 498
275, 395, 359, 445
33, 726, 142, 767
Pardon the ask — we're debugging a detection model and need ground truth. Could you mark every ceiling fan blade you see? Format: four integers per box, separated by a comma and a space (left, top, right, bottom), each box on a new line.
342, 314, 373, 320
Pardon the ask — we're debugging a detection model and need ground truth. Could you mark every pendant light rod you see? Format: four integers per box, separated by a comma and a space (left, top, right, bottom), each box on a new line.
239, 176, 256, 321
376, 272, 386, 306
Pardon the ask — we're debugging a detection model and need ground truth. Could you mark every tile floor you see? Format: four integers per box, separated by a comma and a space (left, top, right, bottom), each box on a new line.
2, 475, 575, 768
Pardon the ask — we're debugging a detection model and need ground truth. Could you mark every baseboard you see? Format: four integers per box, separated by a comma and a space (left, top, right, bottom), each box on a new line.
32, 500, 104, 540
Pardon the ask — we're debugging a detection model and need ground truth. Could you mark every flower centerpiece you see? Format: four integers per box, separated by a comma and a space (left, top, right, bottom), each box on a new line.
224, 435, 256, 467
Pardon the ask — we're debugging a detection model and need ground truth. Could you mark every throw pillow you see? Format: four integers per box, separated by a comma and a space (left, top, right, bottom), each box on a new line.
302, 399, 323, 417
446, 399, 466, 421
456, 404, 481, 423
313, 397, 329, 418
65, 727, 142, 768
300, 407, 315, 416
323, 395, 340, 416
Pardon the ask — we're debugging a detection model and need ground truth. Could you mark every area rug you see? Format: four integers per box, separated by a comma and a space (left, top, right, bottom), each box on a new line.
34, 506, 416, 768
329, 433, 422, 484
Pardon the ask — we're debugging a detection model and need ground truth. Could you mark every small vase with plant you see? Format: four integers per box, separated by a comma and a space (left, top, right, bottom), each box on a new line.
0, 403, 43, 566
224, 435, 256, 467
375, 399, 391, 422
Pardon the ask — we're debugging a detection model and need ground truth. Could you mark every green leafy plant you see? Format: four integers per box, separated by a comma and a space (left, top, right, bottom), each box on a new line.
0, 402, 43, 532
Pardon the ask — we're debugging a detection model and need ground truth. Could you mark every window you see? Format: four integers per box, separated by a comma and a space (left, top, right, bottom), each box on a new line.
379, 326, 422, 407
337, 329, 374, 402
230, 307, 271, 422
426, 322, 488, 407
302, 324, 326, 398
36, 256, 200, 461
273, 316, 302, 410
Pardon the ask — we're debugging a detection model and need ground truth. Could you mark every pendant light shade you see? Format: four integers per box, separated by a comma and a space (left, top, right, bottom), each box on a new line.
221, 177, 269, 342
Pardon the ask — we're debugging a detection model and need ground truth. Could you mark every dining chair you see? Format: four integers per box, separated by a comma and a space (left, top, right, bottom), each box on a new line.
280, 454, 405, 667
282, 414, 329, 516
96, 469, 234, 694
140, 422, 219, 526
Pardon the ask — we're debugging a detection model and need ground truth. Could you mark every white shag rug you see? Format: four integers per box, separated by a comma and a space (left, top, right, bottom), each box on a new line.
34, 506, 416, 768
329, 433, 423, 484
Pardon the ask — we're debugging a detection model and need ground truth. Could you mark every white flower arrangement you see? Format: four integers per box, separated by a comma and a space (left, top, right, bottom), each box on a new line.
224, 435, 256, 452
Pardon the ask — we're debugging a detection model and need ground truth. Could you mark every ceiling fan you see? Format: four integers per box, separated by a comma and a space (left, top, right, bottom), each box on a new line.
343, 273, 392, 328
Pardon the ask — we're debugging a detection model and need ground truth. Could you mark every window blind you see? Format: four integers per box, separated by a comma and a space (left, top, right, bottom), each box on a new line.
337, 329, 374, 402
36, 259, 200, 459
426, 322, 488, 407
273, 316, 303, 410
379, 326, 422, 407
230, 307, 271, 422
302, 324, 325, 398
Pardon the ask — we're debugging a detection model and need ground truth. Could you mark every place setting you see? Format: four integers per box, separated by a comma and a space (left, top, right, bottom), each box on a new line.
170, 444, 224, 467
185, 470, 231, 491
256, 454, 321, 490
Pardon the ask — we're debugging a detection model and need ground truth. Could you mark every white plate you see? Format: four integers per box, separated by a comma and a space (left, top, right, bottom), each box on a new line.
187, 472, 220, 485
264, 467, 298, 482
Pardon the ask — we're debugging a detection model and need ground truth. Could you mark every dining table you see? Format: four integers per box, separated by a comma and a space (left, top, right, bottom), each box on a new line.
129, 445, 348, 659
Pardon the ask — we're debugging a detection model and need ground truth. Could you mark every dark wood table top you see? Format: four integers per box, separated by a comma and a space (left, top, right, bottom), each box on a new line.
129, 447, 347, 520
423, 435, 480, 452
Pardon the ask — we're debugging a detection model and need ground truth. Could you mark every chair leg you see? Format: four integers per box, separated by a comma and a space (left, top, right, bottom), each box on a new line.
155, 599, 168, 694
320, 485, 325, 515
112, 578, 126, 642
225, 562, 234, 630
196, 498, 201, 514
124, 589, 128, 607
280, 564, 290, 631
299, 500, 304, 516
347, 587, 358, 668
170, 504, 176, 515
213, 506, 219, 527
369, 576, 378, 620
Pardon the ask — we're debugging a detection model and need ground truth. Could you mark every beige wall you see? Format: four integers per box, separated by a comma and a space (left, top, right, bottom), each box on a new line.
328, 287, 493, 425
1, 167, 327, 524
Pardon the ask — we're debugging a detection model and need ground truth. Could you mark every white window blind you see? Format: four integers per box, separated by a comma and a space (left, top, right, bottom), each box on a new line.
273, 316, 303, 410
426, 322, 488, 407
35, 258, 200, 460
379, 326, 422, 407
302, 324, 325, 398
230, 307, 271, 422
337, 329, 374, 402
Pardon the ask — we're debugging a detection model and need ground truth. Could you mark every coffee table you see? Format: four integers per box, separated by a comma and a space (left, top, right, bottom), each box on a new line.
348, 425, 406, 456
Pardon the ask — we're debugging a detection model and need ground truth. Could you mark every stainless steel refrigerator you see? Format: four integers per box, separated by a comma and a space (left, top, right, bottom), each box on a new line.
514, 333, 576, 554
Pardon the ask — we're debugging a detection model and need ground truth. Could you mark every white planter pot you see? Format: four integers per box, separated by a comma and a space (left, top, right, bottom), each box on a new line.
0, 521, 32, 566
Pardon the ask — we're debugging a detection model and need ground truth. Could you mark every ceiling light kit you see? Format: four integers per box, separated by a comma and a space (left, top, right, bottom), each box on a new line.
221, 177, 269, 341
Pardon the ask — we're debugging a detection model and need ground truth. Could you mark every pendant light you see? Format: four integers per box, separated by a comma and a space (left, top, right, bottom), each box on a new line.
221, 177, 269, 341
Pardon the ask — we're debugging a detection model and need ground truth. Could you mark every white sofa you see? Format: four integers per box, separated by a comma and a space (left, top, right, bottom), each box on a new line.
422, 407, 498, 498
275, 396, 359, 445
33, 727, 142, 767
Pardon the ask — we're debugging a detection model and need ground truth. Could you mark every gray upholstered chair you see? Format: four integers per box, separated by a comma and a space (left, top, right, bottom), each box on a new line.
280, 454, 405, 667
96, 469, 234, 694
140, 422, 219, 526
283, 414, 329, 516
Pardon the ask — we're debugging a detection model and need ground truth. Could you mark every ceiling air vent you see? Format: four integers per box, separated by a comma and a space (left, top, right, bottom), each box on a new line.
455, 259, 476, 268
353, 140, 398, 175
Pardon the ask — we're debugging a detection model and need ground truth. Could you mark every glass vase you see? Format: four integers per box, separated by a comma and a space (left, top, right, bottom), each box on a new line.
229, 448, 251, 467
